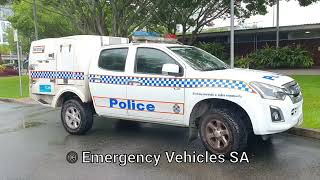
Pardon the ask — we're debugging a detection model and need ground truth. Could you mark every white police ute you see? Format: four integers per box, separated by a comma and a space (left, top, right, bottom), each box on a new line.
29, 35, 303, 154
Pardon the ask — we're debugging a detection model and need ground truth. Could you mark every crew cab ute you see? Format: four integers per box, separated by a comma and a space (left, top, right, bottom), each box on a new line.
29, 35, 303, 154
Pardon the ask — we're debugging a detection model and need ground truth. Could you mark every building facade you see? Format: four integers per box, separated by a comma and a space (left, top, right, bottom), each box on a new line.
0, 6, 12, 45
189, 23, 320, 66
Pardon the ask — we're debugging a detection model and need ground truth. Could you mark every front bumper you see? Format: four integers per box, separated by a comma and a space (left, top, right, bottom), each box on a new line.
252, 97, 303, 135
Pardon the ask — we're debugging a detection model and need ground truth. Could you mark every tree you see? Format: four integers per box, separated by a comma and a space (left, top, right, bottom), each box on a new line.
53, 0, 158, 37
50, 0, 111, 35
157, 0, 274, 45
8, 0, 80, 52
155, 0, 320, 44
0, 44, 10, 64
9, 0, 80, 39
150, 0, 182, 34
109, 0, 157, 36
6, 27, 30, 54
5, 0, 320, 49
0, 0, 12, 4
8, 0, 159, 44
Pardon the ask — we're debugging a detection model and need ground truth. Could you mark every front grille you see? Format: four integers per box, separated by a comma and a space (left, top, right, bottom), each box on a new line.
283, 81, 303, 103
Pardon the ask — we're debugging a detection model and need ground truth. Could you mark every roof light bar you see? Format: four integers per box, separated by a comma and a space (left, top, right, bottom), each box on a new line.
131, 31, 180, 44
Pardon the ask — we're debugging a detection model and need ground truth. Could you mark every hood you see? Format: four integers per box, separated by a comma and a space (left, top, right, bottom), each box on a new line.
196, 68, 294, 87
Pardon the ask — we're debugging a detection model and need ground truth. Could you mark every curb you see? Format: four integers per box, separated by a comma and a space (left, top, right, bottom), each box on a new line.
0, 98, 18, 103
0, 97, 37, 105
287, 127, 320, 140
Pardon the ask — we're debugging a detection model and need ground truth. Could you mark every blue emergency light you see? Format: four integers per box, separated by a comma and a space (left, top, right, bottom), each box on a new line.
132, 31, 160, 37
131, 31, 179, 44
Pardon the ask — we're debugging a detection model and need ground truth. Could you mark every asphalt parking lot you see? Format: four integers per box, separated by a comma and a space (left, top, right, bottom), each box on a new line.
0, 102, 319, 180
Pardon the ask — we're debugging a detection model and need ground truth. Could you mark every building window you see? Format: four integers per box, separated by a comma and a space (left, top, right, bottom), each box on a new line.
1, 22, 5, 31
2, 33, 7, 43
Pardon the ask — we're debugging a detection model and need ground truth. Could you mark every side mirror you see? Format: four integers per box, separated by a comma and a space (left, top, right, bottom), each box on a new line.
162, 63, 181, 76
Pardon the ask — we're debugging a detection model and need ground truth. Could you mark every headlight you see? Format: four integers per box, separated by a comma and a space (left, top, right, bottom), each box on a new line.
250, 82, 286, 100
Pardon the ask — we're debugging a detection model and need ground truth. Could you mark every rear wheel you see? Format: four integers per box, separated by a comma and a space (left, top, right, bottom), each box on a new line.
199, 108, 248, 155
61, 99, 93, 135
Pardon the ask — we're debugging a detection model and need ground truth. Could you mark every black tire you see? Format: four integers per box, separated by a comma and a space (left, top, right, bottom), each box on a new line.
199, 108, 248, 155
61, 99, 93, 135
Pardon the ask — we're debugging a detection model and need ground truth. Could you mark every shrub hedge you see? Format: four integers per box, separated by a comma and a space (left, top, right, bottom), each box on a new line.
0, 64, 5, 72
235, 46, 314, 69
0, 65, 18, 76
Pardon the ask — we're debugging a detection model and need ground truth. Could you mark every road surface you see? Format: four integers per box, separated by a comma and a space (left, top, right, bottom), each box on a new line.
0, 102, 319, 180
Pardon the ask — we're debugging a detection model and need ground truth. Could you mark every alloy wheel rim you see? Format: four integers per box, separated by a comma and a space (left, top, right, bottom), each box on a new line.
65, 106, 81, 129
205, 119, 231, 151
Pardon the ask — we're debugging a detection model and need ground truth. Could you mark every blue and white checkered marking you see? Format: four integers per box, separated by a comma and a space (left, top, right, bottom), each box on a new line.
89, 74, 254, 93
31, 71, 84, 80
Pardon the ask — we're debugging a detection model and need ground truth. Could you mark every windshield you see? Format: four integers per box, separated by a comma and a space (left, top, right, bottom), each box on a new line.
168, 46, 229, 71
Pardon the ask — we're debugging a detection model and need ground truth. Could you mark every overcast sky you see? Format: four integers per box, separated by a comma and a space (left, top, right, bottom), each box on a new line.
214, 1, 320, 28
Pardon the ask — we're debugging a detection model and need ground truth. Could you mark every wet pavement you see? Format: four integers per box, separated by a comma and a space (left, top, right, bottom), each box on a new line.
0, 102, 319, 180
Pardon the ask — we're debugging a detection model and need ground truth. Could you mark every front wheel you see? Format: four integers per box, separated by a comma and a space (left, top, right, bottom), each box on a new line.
61, 99, 93, 135
199, 108, 248, 155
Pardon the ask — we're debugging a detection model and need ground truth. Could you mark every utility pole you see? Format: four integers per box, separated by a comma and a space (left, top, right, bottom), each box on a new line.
14, 30, 22, 97
272, 0, 275, 27
33, 0, 39, 40
276, 0, 280, 48
230, 0, 235, 68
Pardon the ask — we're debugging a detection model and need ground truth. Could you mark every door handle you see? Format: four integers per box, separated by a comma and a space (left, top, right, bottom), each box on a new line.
127, 80, 141, 86
90, 77, 101, 81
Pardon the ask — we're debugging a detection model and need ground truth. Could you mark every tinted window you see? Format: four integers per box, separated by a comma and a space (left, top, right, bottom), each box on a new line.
98, 48, 128, 71
135, 48, 179, 75
169, 46, 228, 71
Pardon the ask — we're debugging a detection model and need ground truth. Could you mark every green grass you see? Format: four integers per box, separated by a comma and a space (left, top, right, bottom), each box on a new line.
0, 75, 319, 129
0, 75, 29, 98
292, 75, 320, 129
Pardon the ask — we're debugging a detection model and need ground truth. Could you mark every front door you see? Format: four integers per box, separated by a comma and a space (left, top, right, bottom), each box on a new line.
89, 47, 129, 116
126, 47, 185, 123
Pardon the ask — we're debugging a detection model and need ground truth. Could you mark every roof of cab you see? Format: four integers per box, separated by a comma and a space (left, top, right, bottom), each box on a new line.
103, 42, 187, 48
32, 35, 128, 43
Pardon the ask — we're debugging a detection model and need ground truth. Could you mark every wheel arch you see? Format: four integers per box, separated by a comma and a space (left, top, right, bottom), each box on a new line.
188, 98, 253, 141
53, 88, 86, 108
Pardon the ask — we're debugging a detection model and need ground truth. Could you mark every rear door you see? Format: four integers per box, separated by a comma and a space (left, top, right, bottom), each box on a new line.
89, 47, 130, 117
56, 41, 75, 85
29, 41, 57, 95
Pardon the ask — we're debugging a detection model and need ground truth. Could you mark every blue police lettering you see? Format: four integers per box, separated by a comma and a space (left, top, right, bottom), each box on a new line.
110, 99, 118, 107
109, 98, 155, 112
146, 104, 155, 111
263, 75, 279, 80
137, 103, 144, 111
119, 102, 126, 108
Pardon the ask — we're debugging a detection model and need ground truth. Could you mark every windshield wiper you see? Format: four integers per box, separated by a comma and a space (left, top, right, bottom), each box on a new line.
203, 66, 227, 71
